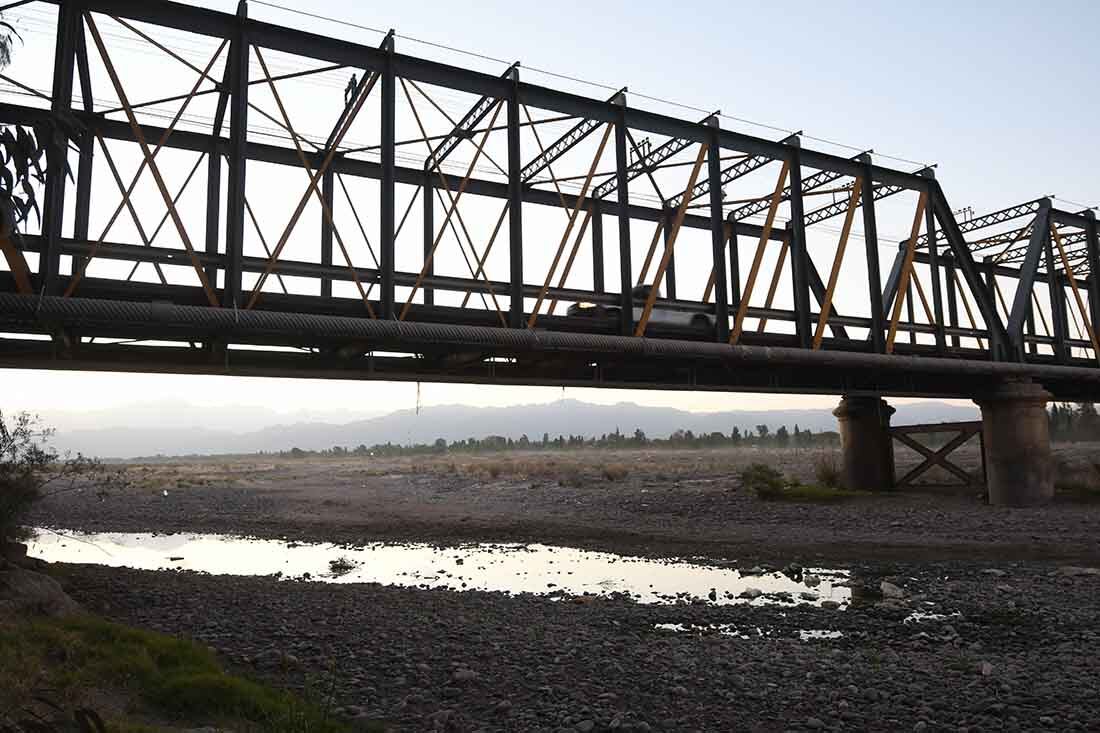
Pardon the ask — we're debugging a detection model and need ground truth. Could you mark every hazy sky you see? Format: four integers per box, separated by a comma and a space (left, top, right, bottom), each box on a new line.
2, 0, 1097, 420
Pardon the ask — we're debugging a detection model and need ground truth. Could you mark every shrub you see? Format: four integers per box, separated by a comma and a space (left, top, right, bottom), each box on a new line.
1, 411, 120, 547
740, 462, 863, 503
813, 453, 843, 488
739, 463, 786, 499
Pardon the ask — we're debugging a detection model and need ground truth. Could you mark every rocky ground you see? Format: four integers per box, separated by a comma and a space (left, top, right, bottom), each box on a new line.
29, 443, 1100, 563
58, 561, 1100, 732
26, 444, 1100, 730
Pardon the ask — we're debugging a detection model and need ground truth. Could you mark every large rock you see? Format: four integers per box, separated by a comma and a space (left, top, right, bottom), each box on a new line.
0, 565, 81, 618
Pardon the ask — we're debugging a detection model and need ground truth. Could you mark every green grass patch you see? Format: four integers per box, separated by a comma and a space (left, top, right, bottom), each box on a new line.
0, 614, 369, 732
740, 462, 865, 502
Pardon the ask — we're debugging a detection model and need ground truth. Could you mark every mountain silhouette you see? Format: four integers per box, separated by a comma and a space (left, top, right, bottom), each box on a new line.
50, 398, 978, 459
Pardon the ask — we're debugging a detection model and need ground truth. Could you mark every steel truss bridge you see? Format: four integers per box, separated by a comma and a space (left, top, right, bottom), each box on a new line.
0, 0, 1098, 401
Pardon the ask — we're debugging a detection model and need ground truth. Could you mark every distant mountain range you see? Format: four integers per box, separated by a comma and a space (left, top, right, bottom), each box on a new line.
49, 399, 978, 459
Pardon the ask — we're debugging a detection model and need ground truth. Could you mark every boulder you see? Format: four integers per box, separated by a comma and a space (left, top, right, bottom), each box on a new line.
0, 566, 81, 618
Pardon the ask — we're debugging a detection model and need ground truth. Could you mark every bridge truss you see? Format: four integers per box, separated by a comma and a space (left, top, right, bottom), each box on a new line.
0, 0, 1098, 400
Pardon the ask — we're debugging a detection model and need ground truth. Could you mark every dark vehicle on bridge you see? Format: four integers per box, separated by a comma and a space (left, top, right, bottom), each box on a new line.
567, 285, 715, 333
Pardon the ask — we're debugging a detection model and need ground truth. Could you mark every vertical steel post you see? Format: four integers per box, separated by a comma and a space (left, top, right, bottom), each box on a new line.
906, 281, 916, 345
924, 188, 946, 352
320, 170, 334, 298
727, 214, 741, 309
1085, 210, 1100, 335
422, 170, 434, 306
860, 158, 885, 353
707, 126, 729, 341
661, 208, 676, 299
42, 1, 79, 293
72, 22, 93, 275
223, 0, 249, 307
591, 200, 605, 294
945, 254, 960, 348
506, 69, 523, 325
882, 244, 906, 319
1026, 306, 1037, 356
205, 152, 222, 288
379, 34, 396, 319
982, 255, 999, 357
1043, 228, 1068, 363
787, 144, 812, 348
506, 68, 523, 328
207, 48, 233, 291
614, 104, 632, 336
1007, 205, 1051, 360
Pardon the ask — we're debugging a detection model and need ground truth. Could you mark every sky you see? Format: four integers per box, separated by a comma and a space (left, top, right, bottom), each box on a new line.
1, 0, 1097, 424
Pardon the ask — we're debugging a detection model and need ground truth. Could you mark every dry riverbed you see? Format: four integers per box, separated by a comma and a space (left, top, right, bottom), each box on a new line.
26, 444, 1100, 731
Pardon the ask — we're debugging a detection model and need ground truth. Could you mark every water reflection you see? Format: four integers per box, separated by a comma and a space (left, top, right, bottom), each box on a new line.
654, 623, 844, 640
29, 529, 850, 607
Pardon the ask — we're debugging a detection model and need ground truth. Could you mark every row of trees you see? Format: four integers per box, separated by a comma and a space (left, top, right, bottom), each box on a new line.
276, 424, 840, 458
1049, 403, 1100, 442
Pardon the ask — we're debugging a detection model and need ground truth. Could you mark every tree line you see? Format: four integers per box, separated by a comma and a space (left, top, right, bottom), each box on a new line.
276, 424, 841, 458
1049, 403, 1100, 442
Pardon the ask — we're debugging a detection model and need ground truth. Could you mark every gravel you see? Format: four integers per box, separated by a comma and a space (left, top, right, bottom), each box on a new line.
57, 557, 1100, 732
28, 446, 1100, 730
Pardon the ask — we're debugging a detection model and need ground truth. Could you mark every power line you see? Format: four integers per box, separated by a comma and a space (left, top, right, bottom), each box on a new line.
246, 0, 933, 170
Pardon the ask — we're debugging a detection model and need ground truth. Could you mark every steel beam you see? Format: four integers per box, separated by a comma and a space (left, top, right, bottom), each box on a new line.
916, 198, 1043, 248
592, 200, 605, 293
945, 254, 960, 348
507, 67, 524, 328
592, 112, 714, 200
787, 146, 811, 348
803, 168, 931, 228
50, 1, 934, 194
614, 106, 632, 336
668, 132, 798, 210
380, 33, 396, 318
930, 180, 1008, 359
223, 0, 249, 307
41, 0, 79, 293
707, 126, 729, 340
661, 208, 677, 299
422, 170, 434, 306
320, 170, 334, 298
727, 214, 741, 309
1081, 211, 1100, 333
521, 88, 624, 183
923, 179, 946, 352
728, 164, 844, 223
0, 101, 785, 247
860, 159, 885, 353
1044, 225, 1068, 363
1005, 207, 1050, 358
72, 21, 93, 276
425, 63, 516, 174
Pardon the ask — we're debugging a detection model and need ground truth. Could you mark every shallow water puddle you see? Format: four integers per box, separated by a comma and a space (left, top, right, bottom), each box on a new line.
28, 529, 850, 607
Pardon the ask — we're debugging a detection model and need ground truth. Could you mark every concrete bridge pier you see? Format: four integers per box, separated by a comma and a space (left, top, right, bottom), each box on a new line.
974, 379, 1054, 506
833, 395, 896, 491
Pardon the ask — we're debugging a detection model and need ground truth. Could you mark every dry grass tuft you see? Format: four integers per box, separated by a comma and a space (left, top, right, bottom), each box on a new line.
601, 464, 629, 481
813, 452, 843, 489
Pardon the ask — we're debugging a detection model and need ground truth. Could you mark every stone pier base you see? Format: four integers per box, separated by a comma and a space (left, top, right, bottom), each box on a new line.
833, 396, 896, 491
975, 380, 1053, 506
